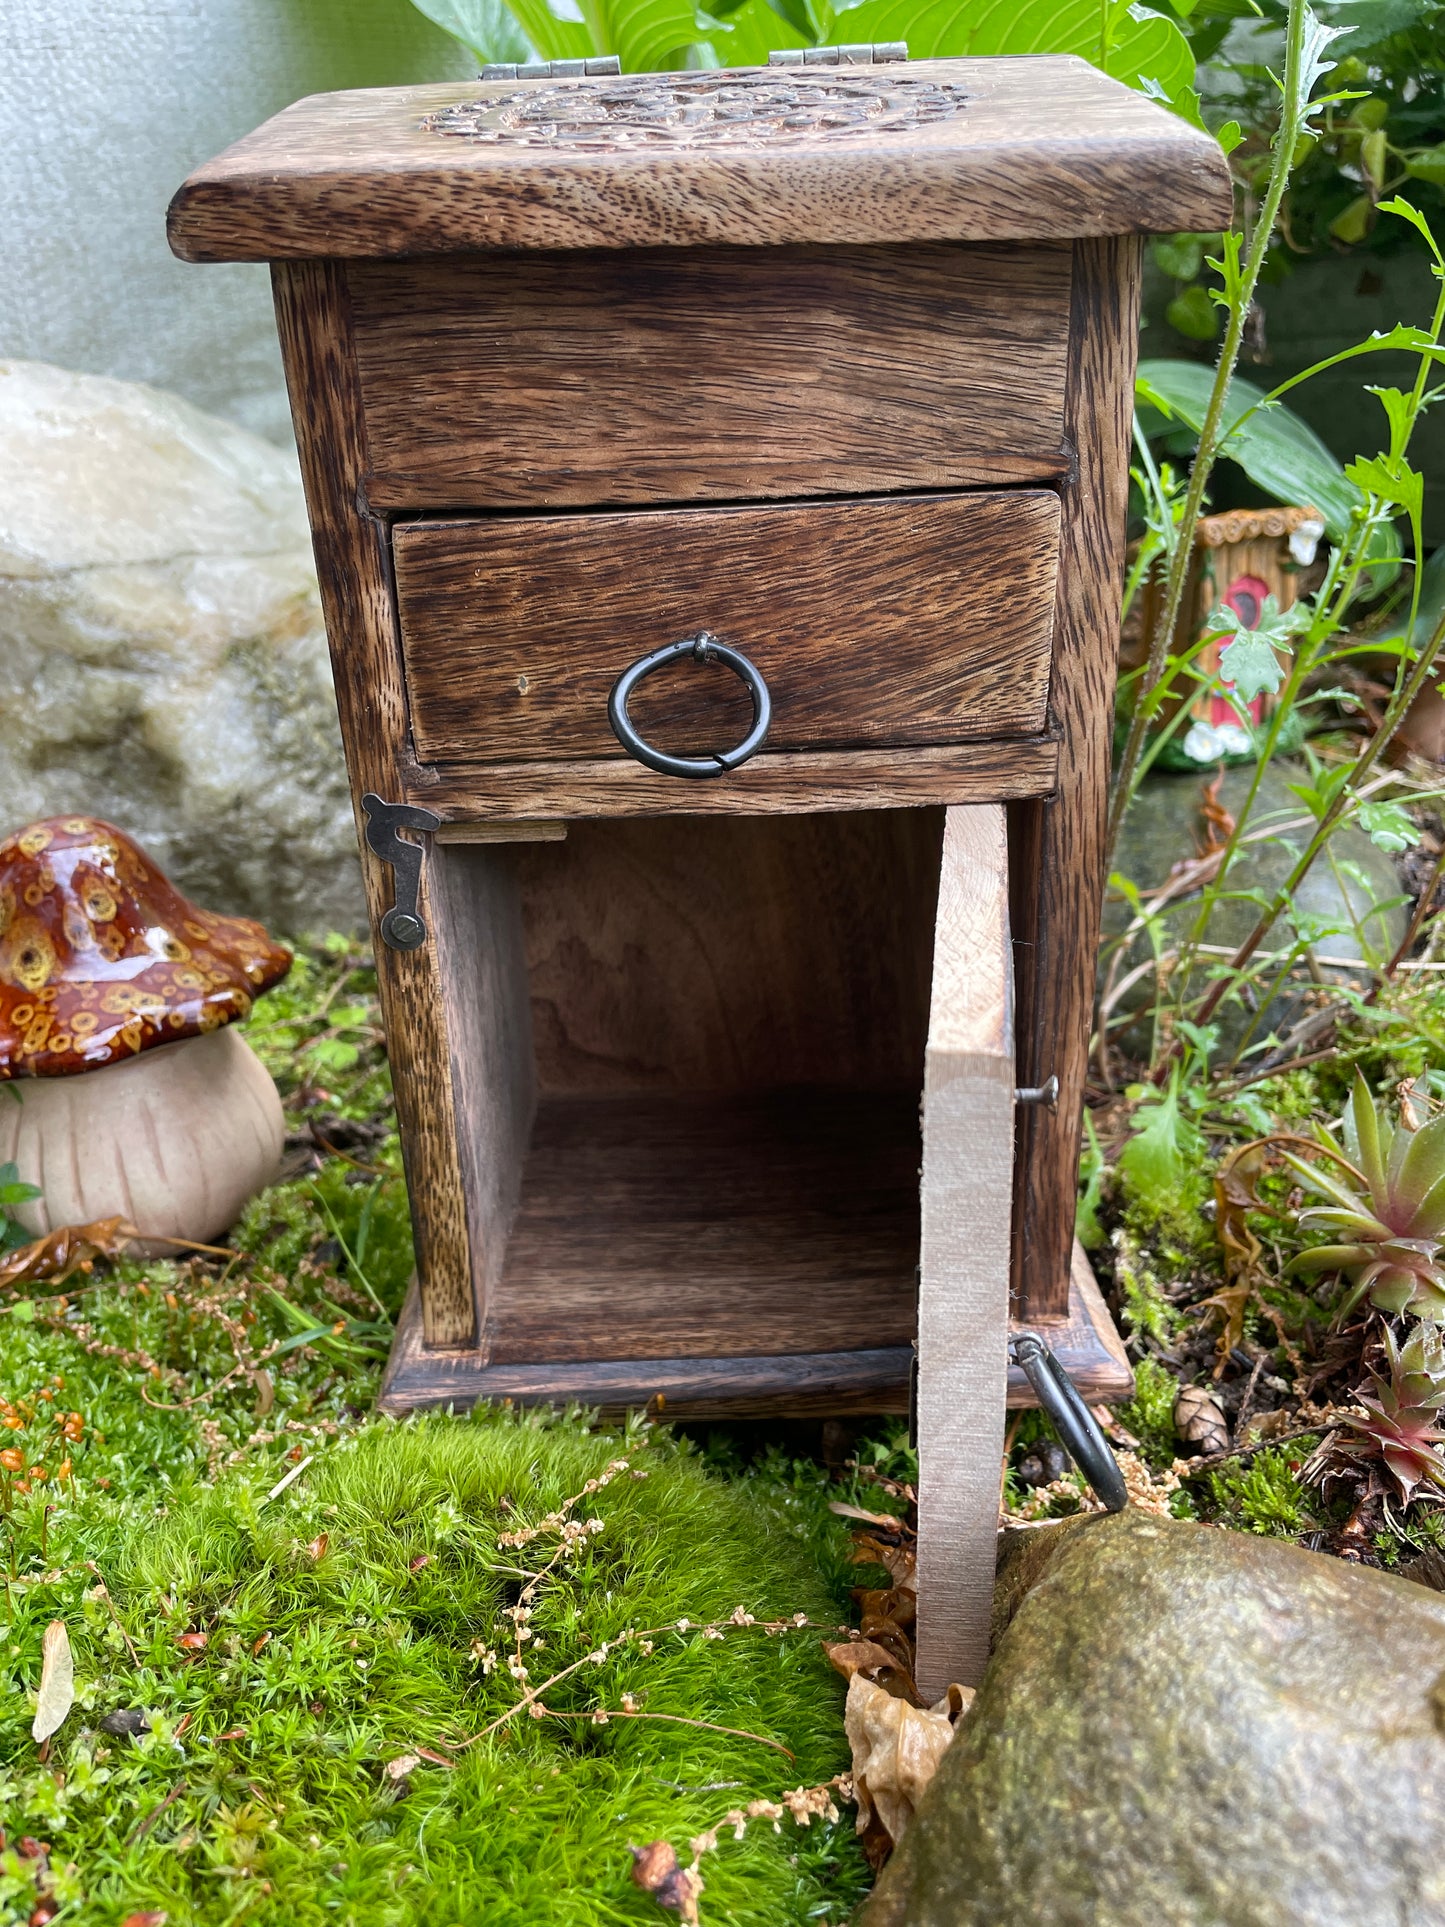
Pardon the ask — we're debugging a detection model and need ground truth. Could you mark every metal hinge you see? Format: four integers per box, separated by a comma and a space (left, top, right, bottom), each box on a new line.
481, 56, 621, 78
768, 42, 907, 66
362, 795, 441, 952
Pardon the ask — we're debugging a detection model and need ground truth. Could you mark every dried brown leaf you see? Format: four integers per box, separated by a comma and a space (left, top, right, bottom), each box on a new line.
856, 1585, 917, 1635
843, 1673, 971, 1860
31, 1622, 73, 1743
0, 1218, 136, 1291
1198, 1280, 1252, 1379
120, 1914, 169, 1927
1215, 1142, 1268, 1285
848, 1533, 917, 1586
823, 1636, 918, 1704
828, 1500, 905, 1529
306, 1533, 329, 1562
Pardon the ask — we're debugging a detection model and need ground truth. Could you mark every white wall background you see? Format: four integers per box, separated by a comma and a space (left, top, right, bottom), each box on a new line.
2, 0, 473, 441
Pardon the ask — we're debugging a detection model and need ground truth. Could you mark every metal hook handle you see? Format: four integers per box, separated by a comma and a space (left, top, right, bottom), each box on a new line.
1009, 1332, 1129, 1512
608, 631, 771, 780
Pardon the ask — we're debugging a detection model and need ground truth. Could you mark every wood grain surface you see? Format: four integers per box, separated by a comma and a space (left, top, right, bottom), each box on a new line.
270, 261, 478, 1349
1011, 235, 1142, 1321
378, 1242, 1130, 1414
484, 1088, 923, 1362
426, 844, 536, 1333
168, 57, 1233, 260
350, 243, 1071, 508
406, 737, 1060, 818
915, 805, 1014, 1697
394, 492, 1060, 764
513, 812, 941, 1095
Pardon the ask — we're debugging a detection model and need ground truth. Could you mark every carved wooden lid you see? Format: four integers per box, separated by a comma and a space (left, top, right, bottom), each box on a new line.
168, 57, 1231, 260
0, 816, 291, 1078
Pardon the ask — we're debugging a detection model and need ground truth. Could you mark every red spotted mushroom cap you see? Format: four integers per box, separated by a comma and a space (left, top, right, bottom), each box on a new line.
0, 816, 291, 1078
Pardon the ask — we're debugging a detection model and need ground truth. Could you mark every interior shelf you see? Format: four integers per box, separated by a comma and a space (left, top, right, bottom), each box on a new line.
485, 1086, 921, 1364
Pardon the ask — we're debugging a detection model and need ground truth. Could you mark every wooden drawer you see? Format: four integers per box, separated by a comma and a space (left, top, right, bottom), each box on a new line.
350, 242, 1072, 511
393, 490, 1060, 768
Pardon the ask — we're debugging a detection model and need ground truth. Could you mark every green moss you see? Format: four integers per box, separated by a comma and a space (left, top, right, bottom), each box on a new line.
0, 1413, 866, 1927
1117, 1358, 1181, 1471
1111, 1232, 1184, 1348
1207, 1443, 1319, 1538
0, 939, 869, 1926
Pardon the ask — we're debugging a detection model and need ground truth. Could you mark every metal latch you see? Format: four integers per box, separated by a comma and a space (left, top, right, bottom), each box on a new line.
362, 794, 441, 952
768, 42, 907, 65
481, 56, 621, 78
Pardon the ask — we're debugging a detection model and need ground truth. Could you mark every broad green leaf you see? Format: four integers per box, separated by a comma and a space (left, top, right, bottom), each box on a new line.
1404, 149, 1445, 189
494, 0, 592, 57
702, 0, 808, 63
411, 0, 537, 58
1137, 359, 1405, 571
604, 0, 713, 66
1152, 234, 1206, 281
813, 0, 1199, 120
1330, 194, 1374, 245
1166, 284, 1218, 339
1216, 117, 1242, 154
1369, 545, 1445, 649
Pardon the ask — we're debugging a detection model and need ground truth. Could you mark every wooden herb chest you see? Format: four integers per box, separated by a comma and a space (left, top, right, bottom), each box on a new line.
170, 56, 1229, 1687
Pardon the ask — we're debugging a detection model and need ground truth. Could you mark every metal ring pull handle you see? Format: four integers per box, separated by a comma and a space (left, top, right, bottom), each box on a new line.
608, 631, 771, 780
1009, 1332, 1129, 1512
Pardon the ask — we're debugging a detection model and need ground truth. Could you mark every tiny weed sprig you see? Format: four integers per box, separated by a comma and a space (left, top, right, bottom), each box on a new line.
630, 1777, 852, 1923
459, 1452, 817, 1756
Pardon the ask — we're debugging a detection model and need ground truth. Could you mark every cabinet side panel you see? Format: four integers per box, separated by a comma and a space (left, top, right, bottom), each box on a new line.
1011, 234, 1141, 1320
427, 845, 536, 1321
270, 259, 478, 1347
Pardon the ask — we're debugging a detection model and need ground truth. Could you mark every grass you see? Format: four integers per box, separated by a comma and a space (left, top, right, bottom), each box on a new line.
0, 939, 871, 1927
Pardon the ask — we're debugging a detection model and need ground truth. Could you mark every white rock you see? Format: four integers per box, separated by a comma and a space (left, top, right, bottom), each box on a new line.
0, 360, 362, 932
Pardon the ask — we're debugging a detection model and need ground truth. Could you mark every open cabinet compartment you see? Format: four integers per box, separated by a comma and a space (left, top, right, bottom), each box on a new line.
379, 803, 1131, 1424
417, 807, 943, 1403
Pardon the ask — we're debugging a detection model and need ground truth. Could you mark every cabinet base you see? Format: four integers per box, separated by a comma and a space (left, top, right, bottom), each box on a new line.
378, 1242, 1131, 1420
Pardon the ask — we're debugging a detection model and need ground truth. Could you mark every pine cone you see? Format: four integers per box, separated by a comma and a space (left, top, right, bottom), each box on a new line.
1174, 1383, 1231, 1456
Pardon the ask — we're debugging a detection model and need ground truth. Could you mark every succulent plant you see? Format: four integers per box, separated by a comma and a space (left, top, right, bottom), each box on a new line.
1285, 1072, 1445, 1322
1313, 1324, 1445, 1505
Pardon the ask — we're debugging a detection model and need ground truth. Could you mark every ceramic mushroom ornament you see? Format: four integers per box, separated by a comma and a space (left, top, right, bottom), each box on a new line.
0, 816, 291, 1248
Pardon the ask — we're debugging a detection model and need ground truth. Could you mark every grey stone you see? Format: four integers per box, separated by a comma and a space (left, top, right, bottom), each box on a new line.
1106, 764, 1408, 1054
0, 360, 363, 933
863, 1510, 1445, 1927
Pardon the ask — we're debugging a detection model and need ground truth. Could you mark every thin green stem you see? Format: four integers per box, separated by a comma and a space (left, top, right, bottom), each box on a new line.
1105, 0, 1309, 865
1192, 602, 1445, 1031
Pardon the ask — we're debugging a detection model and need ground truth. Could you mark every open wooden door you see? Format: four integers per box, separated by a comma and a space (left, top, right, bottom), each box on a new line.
914, 805, 1015, 1700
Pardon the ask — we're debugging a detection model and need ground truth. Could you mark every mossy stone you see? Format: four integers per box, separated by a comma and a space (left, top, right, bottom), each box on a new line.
863, 1511, 1445, 1927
